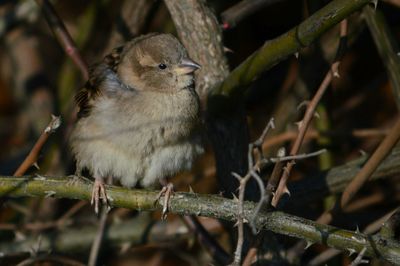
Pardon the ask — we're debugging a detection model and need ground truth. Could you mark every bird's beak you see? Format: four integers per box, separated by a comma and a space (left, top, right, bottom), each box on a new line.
176, 58, 201, 75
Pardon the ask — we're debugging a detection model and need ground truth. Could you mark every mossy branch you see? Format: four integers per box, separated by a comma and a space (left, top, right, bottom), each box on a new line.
211, 0, 373, 98
1, 176, 399, 264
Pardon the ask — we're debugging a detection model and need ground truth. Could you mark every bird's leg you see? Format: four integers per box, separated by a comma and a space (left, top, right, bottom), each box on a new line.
156, 178, 174, 220
91, 176, 109, 214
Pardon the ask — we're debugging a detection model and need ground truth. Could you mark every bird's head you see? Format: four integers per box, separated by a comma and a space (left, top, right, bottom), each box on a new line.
117, 33, 200, 92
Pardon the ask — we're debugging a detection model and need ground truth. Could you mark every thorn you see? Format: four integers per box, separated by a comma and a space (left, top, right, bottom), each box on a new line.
295, 120, 303, 130
297, 100, 310, 111
33, 162, 40, 170
355, 225, 360, 234
277, 147, 286, 157
34, 174, 46, 181
223, 46, 234, 53
372, 0, 378, 9
284, 187, 291, 197
333, 71, 340, 78
314, 111, 320, 119
233, 221, 239, 227
359, 150, 367, 156
294, 52, 299, 59
232, 193, 239, 202
188, 185, 194, 194
232, 172, 242, 181
119, 242, 131, 254
304, 241, 314, 250
347, 248, 356, 256
243, 218, 249, 224
44, 191, 56, 198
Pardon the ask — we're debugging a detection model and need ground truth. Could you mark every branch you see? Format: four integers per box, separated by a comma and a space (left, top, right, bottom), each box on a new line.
211, 0, 373, 98
271, 66, 335, 207
13, 115, 61, 176
288, 142, 400, 206
364, 5, 400, 108
35, 0, 89, 80
164, 0, 229, 99
0, 176, 400, 264
221, 0, 284, 29
339, 118, 400, 210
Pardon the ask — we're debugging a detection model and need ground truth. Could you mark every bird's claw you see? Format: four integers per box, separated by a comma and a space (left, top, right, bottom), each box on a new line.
156, 183, 174, 220
91, 179, 109, 214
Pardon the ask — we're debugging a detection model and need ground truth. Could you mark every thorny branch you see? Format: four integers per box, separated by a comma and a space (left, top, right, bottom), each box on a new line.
231, 118, 275, 265
271, 69, 335, 206
35, 0, 89, 80
212, 0, 373, 98
0, 176, 400, 264
271, 19, 348, 207
316, 117, 400, 226
308, 209, 397, 266
14, 115, 61, 177
231, 118, 326, 264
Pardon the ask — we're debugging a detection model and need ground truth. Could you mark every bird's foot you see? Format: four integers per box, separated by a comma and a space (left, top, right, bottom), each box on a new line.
156, 183, 174, 220
91, 177, 109, 214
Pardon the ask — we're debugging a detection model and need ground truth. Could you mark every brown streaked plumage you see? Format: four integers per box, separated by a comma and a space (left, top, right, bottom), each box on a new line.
70, 33, 203, 215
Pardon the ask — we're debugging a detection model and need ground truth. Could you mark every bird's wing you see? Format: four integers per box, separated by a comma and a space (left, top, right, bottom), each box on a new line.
75, 46, 134, 119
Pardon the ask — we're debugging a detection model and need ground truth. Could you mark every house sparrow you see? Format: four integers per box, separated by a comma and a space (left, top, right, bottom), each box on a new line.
70, 33, 203, 216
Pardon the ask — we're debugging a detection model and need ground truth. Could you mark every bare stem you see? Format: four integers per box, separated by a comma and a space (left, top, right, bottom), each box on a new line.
35, 0, 89, 80
14, 115, 61, 176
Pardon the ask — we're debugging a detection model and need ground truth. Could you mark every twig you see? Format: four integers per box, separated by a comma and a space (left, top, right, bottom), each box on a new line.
56, 201, 87, 227
288, 145, 400, 206
383, 0, 400, 7
266, 147, 286, 196
269, 149, 326, 163
13, 115, 61, 176
0, 201, 86, 231
339, 118, 400, 210
183, 216, 231, 265
379, 208, 400, 238
35, 0, 89, 80
242, 245, 258, 266
233, 119, 323, 263
262, 128, 388, 149
364, 5, 400, 108
289, 117, 400, 260
350, 247, 369, 266
331, 19, 348, 77
221, 0, 284, 29
88, 207, 108, 266
1, 176, 400, 264
271, 70, 334, 207
271, 18, 348, 207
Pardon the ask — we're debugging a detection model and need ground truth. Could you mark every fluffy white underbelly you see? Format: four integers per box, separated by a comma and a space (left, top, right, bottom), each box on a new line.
74, 136, 203, 188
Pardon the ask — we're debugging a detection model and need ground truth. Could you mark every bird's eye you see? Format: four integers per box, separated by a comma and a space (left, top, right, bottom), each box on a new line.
158, 63, 167, 70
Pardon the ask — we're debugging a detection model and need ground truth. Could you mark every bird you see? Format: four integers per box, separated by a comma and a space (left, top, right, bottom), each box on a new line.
70, 33, 203, 216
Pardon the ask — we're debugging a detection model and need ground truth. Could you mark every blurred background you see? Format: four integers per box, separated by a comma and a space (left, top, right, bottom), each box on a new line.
0, 0, 400, 265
